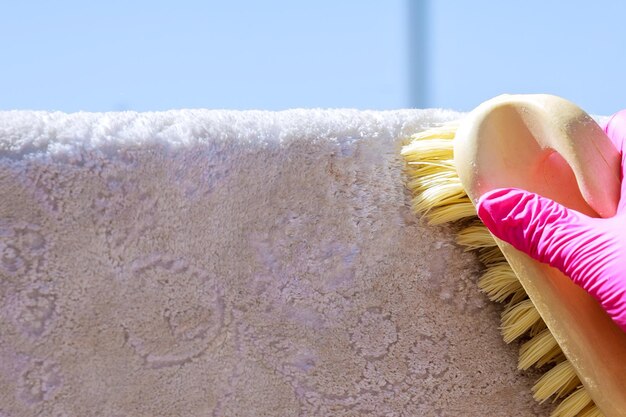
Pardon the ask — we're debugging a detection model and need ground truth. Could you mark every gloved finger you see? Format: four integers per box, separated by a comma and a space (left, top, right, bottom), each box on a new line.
477, 187, 595, 277
477, 187, 626, 333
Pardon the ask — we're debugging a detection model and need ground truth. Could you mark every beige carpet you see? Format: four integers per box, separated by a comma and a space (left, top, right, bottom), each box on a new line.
0, 109, 550, 416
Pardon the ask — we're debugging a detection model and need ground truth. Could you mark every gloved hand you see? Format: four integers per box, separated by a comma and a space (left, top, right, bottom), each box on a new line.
476, 110, 626, 332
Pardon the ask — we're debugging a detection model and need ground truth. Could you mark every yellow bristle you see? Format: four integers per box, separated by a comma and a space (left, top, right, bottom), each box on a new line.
478, 262, 525, 303
411, 182, 468, 215
518, 328, 559, 370
401, 139, 454, 162
456, 225, 497, 251
424, 203, 477, 225
508, 287, 530, 306
414, 125, 458, 138
406, 169, 458, 192
578, 404, 604, 417
501, 299, 541, 343
550, 386, 593, 417
535, 345, 565, 369
533, 360, 580, 403
478, 246, 507, 266
529, 319, 548, 337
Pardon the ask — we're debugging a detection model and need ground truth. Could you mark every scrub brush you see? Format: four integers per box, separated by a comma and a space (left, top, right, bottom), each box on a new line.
401, 94, 626, 417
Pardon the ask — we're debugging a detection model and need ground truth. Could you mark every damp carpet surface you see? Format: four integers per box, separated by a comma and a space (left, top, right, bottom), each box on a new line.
0, 109, 551, 416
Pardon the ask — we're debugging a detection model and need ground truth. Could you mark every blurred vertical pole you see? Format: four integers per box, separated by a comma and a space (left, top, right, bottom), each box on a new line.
408, 0, 429, 108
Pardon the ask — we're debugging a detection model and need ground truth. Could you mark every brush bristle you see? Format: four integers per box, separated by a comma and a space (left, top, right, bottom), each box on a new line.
532, 360, 579, 403
518, 328, 559, 370
501, 299, 542, 343
578, 405, 604, 417
478, 262, 525, 303
456, 224, 497, 251
550, 386, 594, 417
478, 246, 507, 266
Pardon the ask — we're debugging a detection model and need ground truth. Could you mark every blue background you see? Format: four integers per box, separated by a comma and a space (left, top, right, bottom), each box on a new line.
2, 1, 624, 114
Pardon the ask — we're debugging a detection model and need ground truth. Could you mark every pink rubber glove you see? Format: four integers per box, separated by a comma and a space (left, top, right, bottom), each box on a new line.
477, 110, 626, 332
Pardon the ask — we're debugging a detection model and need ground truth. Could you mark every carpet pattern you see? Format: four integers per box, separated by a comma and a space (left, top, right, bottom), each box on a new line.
0, 109, 549, 416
